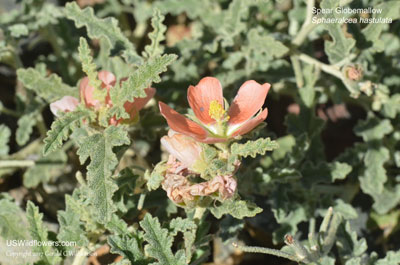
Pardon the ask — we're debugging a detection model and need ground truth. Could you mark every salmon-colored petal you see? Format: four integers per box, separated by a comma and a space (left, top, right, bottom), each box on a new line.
187, 77, 224, 125
159, 102, 209, 140
98, 70, 116, 87
124, 87, 156, 116
228, 81, 270, 125
230, 108, 268, 137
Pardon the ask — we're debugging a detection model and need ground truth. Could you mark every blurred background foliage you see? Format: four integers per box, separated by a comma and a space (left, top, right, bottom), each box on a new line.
0, 0, 400, 264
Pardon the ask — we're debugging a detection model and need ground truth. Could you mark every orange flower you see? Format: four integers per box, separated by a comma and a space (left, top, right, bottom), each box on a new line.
79, 70, 156, 124
159, 77, 270, 143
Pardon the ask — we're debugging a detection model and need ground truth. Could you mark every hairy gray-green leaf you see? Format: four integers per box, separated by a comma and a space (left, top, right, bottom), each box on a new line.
231, 138, 279, 158
0, 197, 28, 239
77, 126, 130, 223
108, 235, 147, 265
109, 54, 177, 119
65, 2, 141, 63
16, 113, 36, 146
78, 37, 101, 89
140, 214, 185, 265
23, 149, 67, 188
43, 109, 93, 155
0, 125, 11, 156
57, 207, 89, 251
210, 199, 263, 219
354, 117, 393, 142
320, 0, 356, 63
26, 201, 62, 265
9, 24, 28, 38
361, 1, 400, 52
143, 9, 166, 58
106, 214, 129, 236
17, 68, 78, 102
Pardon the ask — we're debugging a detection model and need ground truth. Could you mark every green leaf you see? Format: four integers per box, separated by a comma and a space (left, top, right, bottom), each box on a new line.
78, 37, 101, 89
23, 149, 67, 188
108, 235, 148, 265
376, 251, 400, 265
361, 1, 400, 52
145, 162, 167, 191
9, 24, 28, 38
65, 2, 141, 63
330, 162, 352, 182
354, 117, 393, 142
76, 126, 130, 223
333, 199, 357, 220
140, 213, 185, 265
245, 28, 289, 67
382, 94, 400, 118
106, 214, 129, 236
0, 125, 11, 156
17, 68, 78, 102
109, 54, 177, 119
359, 147, 389, 195
26, 201, 62, 265
57, 207, 89, 251
169, 217, 197, 236
231, 138, 279, 158
43, 109, 92, 156
0, 197, 28, 239
16, 113, 36, 146
218, 0, 249, 47
143, 9, 166, 58
210, 199, 263, 219
320, 0, 356, 63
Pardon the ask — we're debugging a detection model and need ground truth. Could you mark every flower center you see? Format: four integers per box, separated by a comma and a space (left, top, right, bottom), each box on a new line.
208, 100, 230, 136
209, 100, 229, 122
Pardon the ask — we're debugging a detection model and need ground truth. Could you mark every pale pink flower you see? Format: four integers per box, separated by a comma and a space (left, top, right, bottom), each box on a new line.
161, 130, 203, 170
50, 96, 79, 117
159, 77, 270, 143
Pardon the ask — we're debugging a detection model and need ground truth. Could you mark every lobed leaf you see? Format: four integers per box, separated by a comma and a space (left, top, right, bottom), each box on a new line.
231, 138, 279, 158
210, 199, 263, 219
109, 54, 177, 119
140, 213, 185, 265
361, 1, 400, 52
320, 0, 356, 63
26, 201, 62, 265
17, 68, 78, 102
16, 113, 36, 146
78, 37, 101, 89
43, 108, 93, 156
65, 2, 141, 63
0, 125, 11, 156
0, 197, 28, 239
76, 126, 130, 223
108, 235, 148, 265
23, 149, 67, 188
143, 9, 166, 59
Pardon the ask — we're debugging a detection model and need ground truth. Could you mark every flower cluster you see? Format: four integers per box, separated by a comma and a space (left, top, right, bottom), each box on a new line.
50, 74, 270, 208
157, 77, 270, 207
50, 70, 155, 125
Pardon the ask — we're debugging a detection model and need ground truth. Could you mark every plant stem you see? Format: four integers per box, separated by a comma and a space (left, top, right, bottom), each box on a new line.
0, 160, 35, 168
193, 207, 206, 222
290, 55, 304, 88
0, 106, 20, 117
292, 0, 316, 46
233, 243, 302, 262
298, 53, 343, 80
